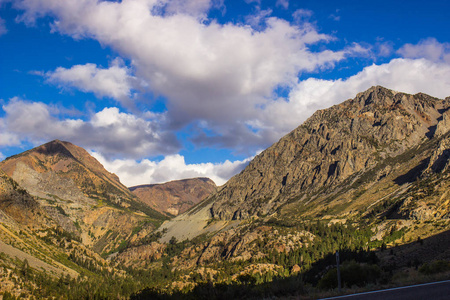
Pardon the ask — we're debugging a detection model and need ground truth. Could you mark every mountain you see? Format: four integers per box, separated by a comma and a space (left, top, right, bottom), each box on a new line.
155, 86, 450, 281
0, 140, 174, 297
209, 86, 450, 220
2, 87, 450, 299
130, 178, 217, 216
1, 139, 133, 206
0, 169, 43, 227
0, 140, 167, 254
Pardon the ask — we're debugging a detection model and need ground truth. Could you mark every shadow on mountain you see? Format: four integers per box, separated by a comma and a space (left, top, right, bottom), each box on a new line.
426, 125, 438, 139
430, 150, 450, 173
131, 275, 305, 300
131, 229, 450, 300
393, 157, 430, 185
377, 229, 450, 270
34, 140, 76, 159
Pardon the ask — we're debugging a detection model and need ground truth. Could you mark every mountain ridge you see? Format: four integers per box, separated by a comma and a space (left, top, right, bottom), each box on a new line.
1, 139, 129, 202
130, 177, 217, 216
208, 86, 450, 220
159, 86, 450, 245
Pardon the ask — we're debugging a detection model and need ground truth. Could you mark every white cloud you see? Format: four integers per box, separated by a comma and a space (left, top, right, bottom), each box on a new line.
91, 152, 253, 187
328, 9, 340, 21
377, 41, 394, 57
398, 38, 450, 63
256, 58, 450, 136
14, 0, 355, 148
10, 1, 450, 177
156, 0, 213, 18
1, 98, 179, 158
0, 118, 21, 147
292, 9, 313, 23
0, 152, 4, 161
0, 17, 7, 36
45, 59, 138, 108
244, 0, 261, 5
189, 58, 450, 152
245, 8, 273, 30
275, 0, 288, 10
4, 58, 449, 185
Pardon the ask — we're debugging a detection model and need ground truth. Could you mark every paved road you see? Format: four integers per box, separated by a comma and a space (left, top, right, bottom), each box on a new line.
320, 280, 450, 300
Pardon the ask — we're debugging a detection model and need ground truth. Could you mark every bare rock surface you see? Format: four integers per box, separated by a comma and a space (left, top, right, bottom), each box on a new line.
209, 86, 450, 220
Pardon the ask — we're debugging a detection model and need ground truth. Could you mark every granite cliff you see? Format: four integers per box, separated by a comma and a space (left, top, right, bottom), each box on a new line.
208, 86, 450, 220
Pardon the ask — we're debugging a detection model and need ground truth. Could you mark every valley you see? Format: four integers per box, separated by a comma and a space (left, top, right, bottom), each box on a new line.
1, 86, 450, 299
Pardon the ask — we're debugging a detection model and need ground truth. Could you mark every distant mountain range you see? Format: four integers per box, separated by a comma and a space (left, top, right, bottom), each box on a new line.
1, 86, 450, 299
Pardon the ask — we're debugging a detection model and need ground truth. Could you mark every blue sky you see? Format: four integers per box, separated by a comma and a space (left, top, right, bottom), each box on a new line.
1, 0, 450, 186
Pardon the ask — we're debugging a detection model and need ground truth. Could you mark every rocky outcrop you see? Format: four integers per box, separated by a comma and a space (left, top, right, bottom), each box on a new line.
116, 242, 166, 267
426, 135, 450, 174
209, 86, 450, 220
130, 178, 216, 216
0, 170, 43, 227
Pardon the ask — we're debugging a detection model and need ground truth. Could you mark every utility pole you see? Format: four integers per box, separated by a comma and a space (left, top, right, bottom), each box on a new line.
336, 250, 342, 293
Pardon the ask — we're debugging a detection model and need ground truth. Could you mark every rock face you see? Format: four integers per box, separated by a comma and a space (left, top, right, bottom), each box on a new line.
155, 86, 450, 286
0, 170, 43, 227
209, 86, 450, 220
130, 178, 216, 216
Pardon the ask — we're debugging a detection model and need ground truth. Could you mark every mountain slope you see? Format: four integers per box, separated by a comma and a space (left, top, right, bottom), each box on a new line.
210, 86, 450, 220
160, 86, 450, 244
2, 87, 450, 298
0, 169, 44, 227
1, 140, 134, 206
130, 178, 216, 216
0, 141, 172, 297
0, 140, 166, 254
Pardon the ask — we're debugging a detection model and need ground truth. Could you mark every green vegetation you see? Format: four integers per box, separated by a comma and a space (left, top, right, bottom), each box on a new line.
318, 261, 381, 290
419, 260, 450, 275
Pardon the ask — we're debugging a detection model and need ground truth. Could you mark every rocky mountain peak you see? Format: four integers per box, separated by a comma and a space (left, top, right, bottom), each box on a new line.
208, 86, 450, 220
33, 139, 76, 159
0, 140, 133, 208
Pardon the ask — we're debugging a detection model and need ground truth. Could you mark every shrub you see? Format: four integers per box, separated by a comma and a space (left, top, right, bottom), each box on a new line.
318, 261, 381, 290
419, 260, 450, 275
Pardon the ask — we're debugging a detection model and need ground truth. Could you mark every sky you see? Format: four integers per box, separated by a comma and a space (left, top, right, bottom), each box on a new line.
1, 0, 450, 187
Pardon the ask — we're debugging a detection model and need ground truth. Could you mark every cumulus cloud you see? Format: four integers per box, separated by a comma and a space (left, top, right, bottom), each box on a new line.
45, 59, 138, 108
5, 57, 449, 167
0, 119, 20, 147
154, 0, 215, 18
8, 1, 450, 185
187, 58, 450, 152
91, 152, 253, 187
245, 8, 273, 30
1, 98, 179, 158
398, 38, 450, 63
14, 0, 357, 148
